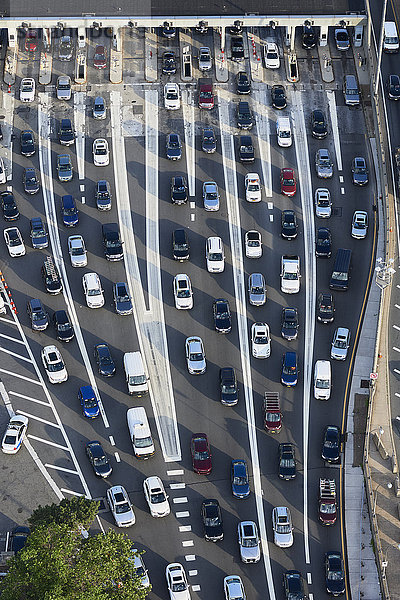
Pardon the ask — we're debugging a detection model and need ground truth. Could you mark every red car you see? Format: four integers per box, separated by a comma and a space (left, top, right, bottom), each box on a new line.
93, 45, 107, 69
25, 30, 38, 53
280, 168, 297, 197
191, 433, 212, 474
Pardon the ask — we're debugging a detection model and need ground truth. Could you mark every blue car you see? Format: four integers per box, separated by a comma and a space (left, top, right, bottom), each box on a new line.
281, 351, 298, 387
78, 385, 100, 419
231, 459, 250, 499
61, 195, 79, 227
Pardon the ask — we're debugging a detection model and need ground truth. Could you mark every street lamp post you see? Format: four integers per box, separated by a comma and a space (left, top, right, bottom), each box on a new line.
373, 481, 393, 516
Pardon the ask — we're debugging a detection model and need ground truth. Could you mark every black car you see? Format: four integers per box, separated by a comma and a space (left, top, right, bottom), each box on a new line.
271, 84, 287, 109
201, 127, 216, 153
317, 292, 335, 323
20, 130, 35, 156
311, 110, 328, 139
351, 157, 368, 186
231, 36, 244, 61
220, 367, 238, 406
281, 209, 298, 240
95, 180, 112, 210
237, 101, 253, 130
278, 443, 296, 480
236, 71, 251, 94
302, 25, 317, 49
171, 176, 188, 205
162, 25, 176, 38
229, 23, 242, 35
11, 526, 30, 555
238, 135, 254, 162
213, 298, 232, 334
30, 217, 48, 249
316, 227, 332, 258
113, 281, 133, 315
85, 440, 113, 478
1, 191, 19, 221
325, 552, 345, 596
172, 229, 190, 261
283, 570, 306, 600
94, 343, 116, 377
102, 223, 123, 261
53, 310, 74, 342
281, 307, 299, 341
387, 74, 400, 100
322, 426, 341, 463
162, 51, 176, 74
27, 298, 49, 331
58, 118, 75, 146
41, 257, 63, 294
166, 133, 182, 160
23, 167, 40, 194
201, 499, 224, 541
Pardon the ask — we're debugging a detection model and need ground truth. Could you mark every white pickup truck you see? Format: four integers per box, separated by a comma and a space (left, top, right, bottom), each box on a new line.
280, 255, 301, 294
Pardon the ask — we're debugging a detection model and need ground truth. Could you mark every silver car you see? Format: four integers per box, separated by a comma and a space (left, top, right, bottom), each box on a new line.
272, 506, 294, 548
58, 35, 73, 60
330, 327, 350, 360
56, 75, 71, 101
68, 235, 87, 267
351, 210, 368, 239
203, 181, 220, 211
315, 188, 332, 218
315, 149, 333, 178
198, 47, 212, 71
93, 96, 106, 120
248, 273, 267, 306
237, 521, 261, 563
106, 485, 136, 527
185, 336, 206, 375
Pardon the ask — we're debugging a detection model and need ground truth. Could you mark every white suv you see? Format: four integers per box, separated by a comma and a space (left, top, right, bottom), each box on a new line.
20, 78, 35, 102
164, 83, 180, 110
206, 236, 225, 273
82, 272, 105, 308
41, 345, 68, 384
107, 485, 135, 527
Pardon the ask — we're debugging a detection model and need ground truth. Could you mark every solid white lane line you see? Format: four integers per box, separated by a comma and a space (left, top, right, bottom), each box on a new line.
183, 88, 196, 196
182, 540, 194, 547
27, 435, 69, 450
184, 555, 196, 561
0, 347, 31, 362
0, 369, 41, 385
292, 91, 316, 566
0, 333, 25, 345
327, 90, 343, 171
188, 570, 198, 576
254, 89, 272, 197
167, 469, 184, 476
176, 511, 190, 518
179, 525, 192, 532
73, 91, 86, 180
0, 317, 16, 325
218, 93, 276, 600
10, 391, 50, 407
173, 497, 188, 504
170, 482, 185, 489
38, 94, 109, 431
17, 410, 60, 428
45, 464, 79, 475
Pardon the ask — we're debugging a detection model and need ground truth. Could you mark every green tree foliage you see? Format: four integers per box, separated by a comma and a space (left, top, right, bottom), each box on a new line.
28, 496, 99, 532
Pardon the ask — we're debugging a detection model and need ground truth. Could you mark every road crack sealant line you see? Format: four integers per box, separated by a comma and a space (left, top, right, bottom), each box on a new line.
73, 90, 86, 182
110, 90, 181, 462
291, 92, 316, 566
182, 88, 196, 197
254, 88, 272, 198
37, 93, 109, 432
218, 93, 276, 600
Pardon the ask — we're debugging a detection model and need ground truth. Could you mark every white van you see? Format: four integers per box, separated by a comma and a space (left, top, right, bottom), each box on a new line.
383, 21, 399, 53
314, 360, 331, 400
126, 407, 155, 459
276, 116, 292, 148
123, 351, 149, 396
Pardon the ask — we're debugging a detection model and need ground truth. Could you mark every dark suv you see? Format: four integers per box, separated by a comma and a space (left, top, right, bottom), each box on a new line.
58, 118, 75, 146
237, 101, 253, 129
27, 298, 49, 331
238, 135, 254, 162
172, 229, 190, 261
201, 128, 216, 153
166, 133, 182, 160
23, 167, 40, 194
102, 223, 123, 261
171, 176, 188, 205
95, 180, 112, 210
317, 292, 335, 323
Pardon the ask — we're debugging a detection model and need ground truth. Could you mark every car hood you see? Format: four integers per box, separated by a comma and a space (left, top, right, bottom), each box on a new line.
193, 456, 211, 472
204, 522, 223, 538
240, 545, 260, 560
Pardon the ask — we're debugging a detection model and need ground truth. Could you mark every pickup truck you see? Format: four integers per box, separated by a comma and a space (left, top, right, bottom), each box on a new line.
198, 78, 214, 110
263, 392, 282, 433
280, 255, 301, 294
319, 478, 337, 526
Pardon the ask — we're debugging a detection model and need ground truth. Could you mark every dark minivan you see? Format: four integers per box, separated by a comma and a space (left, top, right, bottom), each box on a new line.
329, 249, 352, 291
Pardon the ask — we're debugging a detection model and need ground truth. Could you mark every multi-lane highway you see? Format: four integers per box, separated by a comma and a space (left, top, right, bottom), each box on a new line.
0, 25, 375, 599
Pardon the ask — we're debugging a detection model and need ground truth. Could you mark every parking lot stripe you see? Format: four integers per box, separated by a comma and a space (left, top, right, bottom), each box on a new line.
27, 435, 69, 450
9, 391, 51, 406
170, 483, 185, 489
60, 488, 85, 497
179, 525, 192, 532
17, 410, 60, 428
0, 347, 32, 363
0, 369, 41, 385
175, 511, 190, 518
173, 497, 188, 504
167, 469, 184, 476
0, 333, 26, 345
45, 464, 79, 475
182, 540, 194, 547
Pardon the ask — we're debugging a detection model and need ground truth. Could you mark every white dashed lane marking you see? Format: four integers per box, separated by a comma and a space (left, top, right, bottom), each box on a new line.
394, 369, 400, 375
167, 469, 184, 476
395, 304, 400, 310
307, 573, 312, 584
192, 585, 201, 591
114, 452, 121, 462
175, 511, 190, 518
173, 497, 188, 504
182, 540, 194, 547
170, 483, 185, 489
109, 435, 115, 445
189, 570, 198, 576
179, 525, 191, 532
185, 555, 196, 561
393, 324, 400, 331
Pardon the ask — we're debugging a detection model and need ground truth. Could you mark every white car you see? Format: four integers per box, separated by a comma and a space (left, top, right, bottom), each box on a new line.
206, 236, 225, 273
272, 506, 294, 548
351, 210, 368, 239
131, 549, 150, 588
245, 173, 261, 202
185, 336, 206, 374
245, 230, 262, 258
173, 274, 193, 310
331, 327, 350, 360
41, 345, 68, 384
237, 521, 261, 563
107, 485, 136, 527
20, 78, 35, 102
68, 235, 87, 267
264, 42, 280, 69
143, 476, 170, 517
56, 75, 72, 100
1, 415, 29, 454
4, 227, 25, 257
224, 575, 246, 600
164, 83, 180, 110
251, 322, 271, 358
280, 255, 301, 294
315, 188, 332, 218
0, 157, 6, 184
166, 563, 190, 600
93, 139, 110, 166
82, 272, 105, 308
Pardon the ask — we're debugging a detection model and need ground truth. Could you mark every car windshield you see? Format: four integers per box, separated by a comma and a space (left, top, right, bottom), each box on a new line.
320, 158, 331, 166
9, 236, 21, 246
204, 134, 214, 143
200, 91, 212, 99
64, 207, 76, 216
283, 178, 295, 186
317, 378, 330, 388
94, 103, 104, 111
47, 361, 64, 373
93, 456, 108, 466
267, 50, 278, 59
328, 570, 344, 580
177, 289, 191, 298
58, 322, 71, 332
135, 436, 153, 448
88, 288, 101, 296
251, 286, 264, 295
4, 434, 17, 445
233, 475, 247, 485
58, 83, 69, 90
32, 310, 46, 321
129, 375, 146, 385
169, 140, 180, 148
332, 271, 348, 281
320, 502, 336, 513
336, 32, 348, 41
32, 228, 45, 238
276, 523, 291, 533
280, 131, 291, 138
247, 239, 259, 247
283, 272, 298, 280
107, 239, 121, 248
325, 439, 338, 448
190, 352, 204, 361
248, 183, 259, 191
274, 88, 284, 97
254, 335, 267, 344
150, 491, 166, 504
267, 412, 280, 422
222, 384, 236, 394
283, 364, 296, 374
115, 502, 130, 514
209, 252, 222, 261
217, 310, 229, 318
172, 582, 186, 592
242, 537, 257, 547
335, 339, 347, 349
96, 147, 107, 155
84, 398, 97, 409
166, 91, 178, 99
194, 450, 209, 460
71, 246, 84, 255
280, 458, 295, 468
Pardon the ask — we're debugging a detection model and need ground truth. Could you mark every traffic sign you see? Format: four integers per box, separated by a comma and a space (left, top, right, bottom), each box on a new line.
370, 372, 378, 380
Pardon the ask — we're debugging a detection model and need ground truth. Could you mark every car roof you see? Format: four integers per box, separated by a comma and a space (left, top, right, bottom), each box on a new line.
79, 385, 95, 399
54, 309, 68, 321
29, 298, 43, 309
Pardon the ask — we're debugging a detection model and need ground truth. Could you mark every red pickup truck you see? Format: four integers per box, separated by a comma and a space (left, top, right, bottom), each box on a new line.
198, 78, 214, 109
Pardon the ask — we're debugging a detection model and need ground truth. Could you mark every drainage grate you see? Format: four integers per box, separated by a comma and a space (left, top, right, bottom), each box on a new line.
333, 207, 342, 217
360, 379, 370, 389
132, 104, 143, 115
